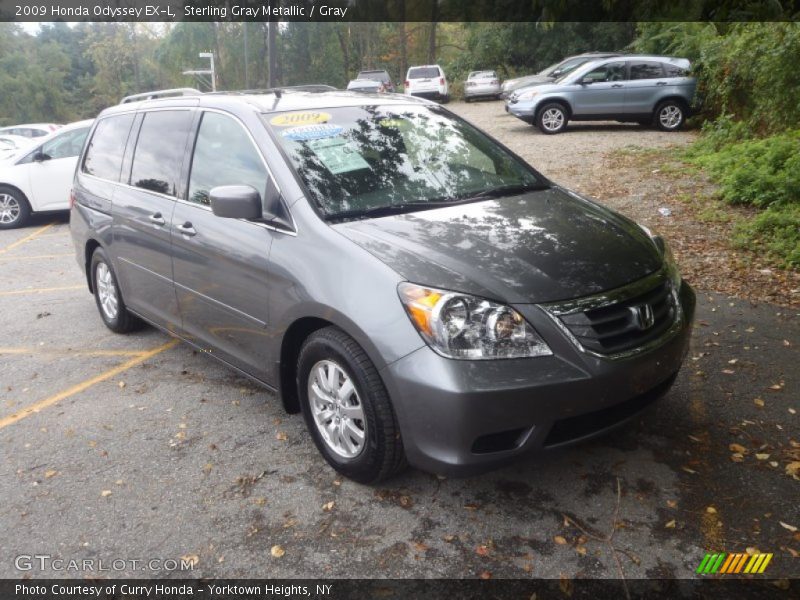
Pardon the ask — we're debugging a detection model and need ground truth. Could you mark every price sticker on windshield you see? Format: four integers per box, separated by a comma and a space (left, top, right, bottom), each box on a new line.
270, 112, 331, 126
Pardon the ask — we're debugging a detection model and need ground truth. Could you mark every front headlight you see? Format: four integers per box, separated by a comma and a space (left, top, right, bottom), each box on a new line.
398, 283, 552, 360
517, 90, 539, 101
639, 224, 681, 291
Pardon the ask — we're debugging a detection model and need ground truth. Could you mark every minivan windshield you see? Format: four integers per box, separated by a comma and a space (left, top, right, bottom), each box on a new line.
264, 105, 546, 220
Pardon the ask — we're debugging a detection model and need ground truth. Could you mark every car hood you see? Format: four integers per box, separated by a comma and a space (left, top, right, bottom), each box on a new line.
332, 187, 663, 304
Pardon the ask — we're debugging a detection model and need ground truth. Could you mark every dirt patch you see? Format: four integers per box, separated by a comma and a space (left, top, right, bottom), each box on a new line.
449, 100, 800, 308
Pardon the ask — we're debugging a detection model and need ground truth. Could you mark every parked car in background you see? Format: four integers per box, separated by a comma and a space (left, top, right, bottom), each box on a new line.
0, 135, 36, 161
347, 79, 385, 93
0, 119, 92, 228
356, 69, 395, 92
70, 89, 694, 483
507, 56, 695, 134
405, 65, 449, 102
463, 70, 501, 101
0, 123, 62, 138
500, 53, 620, 98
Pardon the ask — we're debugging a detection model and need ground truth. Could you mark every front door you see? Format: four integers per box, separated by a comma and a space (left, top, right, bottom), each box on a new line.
570, 61, 627, 116
28, 126, 91, 212
112, 109, 195, 329
171, 111, 275, 380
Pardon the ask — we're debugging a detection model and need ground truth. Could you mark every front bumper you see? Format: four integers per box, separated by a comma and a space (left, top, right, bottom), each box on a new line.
380, 282, 695, 477
464, 85, 500, 98
506, 99, 538, 120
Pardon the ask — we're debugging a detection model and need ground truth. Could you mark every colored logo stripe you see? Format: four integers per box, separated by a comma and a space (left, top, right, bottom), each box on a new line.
697, 552, 773, 575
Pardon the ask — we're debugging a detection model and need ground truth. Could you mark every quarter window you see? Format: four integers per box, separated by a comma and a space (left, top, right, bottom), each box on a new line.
663, 63, 689, 77
82, 114, 135, 182
187, 112, 268, 207
130, 111, 194, 196
629, 62, 665, 80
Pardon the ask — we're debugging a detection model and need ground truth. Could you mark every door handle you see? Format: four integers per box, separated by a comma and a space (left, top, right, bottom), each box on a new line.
611, 83, 623, 88
148, 212, 165, 226
656, 81, 667, 86
176, 221, 197, 237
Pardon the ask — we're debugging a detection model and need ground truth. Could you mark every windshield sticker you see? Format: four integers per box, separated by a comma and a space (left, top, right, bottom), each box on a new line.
308, 137, 370, 175
270, 111, 331, 126
281, 124, 344, 142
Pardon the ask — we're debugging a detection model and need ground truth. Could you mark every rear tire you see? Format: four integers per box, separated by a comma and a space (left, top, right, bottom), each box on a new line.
297, 326, 407, 483
536, 103, 569, 134
90, 247, 145, 334
0, 186, 31, 230
654, 100, 686, 132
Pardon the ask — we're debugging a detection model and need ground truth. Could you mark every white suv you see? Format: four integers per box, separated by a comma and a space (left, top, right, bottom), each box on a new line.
404, 65, 449, 103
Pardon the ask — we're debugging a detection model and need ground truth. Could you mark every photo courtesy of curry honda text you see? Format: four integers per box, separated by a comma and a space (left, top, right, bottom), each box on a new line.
70, 89, 696, 483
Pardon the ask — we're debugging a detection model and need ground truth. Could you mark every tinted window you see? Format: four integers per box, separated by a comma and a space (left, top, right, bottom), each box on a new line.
408, 67, 440, 79
629, 62, 664, 80
663, 63, 689, 77
130, 111, 194, 196
82, 114, 135, 181
187, 112, 268, 207
265, 105, 543, 220
582, 62, 627, 83
41, 127, 90, 160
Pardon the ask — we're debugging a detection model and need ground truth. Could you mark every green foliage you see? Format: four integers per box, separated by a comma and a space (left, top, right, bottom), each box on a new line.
733, 205, 800, 268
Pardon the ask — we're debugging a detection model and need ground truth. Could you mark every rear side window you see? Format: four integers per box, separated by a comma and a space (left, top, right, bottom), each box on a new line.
187, 112, 268, 207
130, 110, 194, 196
82, 114, 135, 181
629, 62, 665, 80
663, 63, 689, 77
41, 127, 90, 160
408, 67, 440, 79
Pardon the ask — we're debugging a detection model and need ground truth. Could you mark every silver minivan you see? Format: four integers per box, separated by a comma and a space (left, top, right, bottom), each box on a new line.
507, 56, 696, 134
71, 90, 694, 482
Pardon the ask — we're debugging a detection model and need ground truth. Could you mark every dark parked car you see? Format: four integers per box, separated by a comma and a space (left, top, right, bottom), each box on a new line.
71, 90, 695, 482
507, 55, 696, 134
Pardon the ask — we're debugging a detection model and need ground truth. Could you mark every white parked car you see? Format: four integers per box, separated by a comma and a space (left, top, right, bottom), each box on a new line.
0, 135, 36, 161
404, 64, 449, 102
464, 70, 501, 101
0, 123, 62, 138
0, 119, 92, 229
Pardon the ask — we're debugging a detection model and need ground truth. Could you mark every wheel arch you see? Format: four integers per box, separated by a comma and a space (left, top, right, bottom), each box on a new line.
0, 183, 31, 207
653, 95, 689, 114
535, 97, 573, 119
84, 238, 104, 293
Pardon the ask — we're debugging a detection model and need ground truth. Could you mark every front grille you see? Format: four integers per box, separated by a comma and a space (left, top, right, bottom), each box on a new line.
557, 276, 677, 355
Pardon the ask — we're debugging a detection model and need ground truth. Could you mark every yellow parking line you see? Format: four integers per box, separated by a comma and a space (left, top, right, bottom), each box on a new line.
0, 339, 179, 430
0, 347, 147, 358
0, 285, 84, 297
0, 253, 73, 261
0, 222, 55, 254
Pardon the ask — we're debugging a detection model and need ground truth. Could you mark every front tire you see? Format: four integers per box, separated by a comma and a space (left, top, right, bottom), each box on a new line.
536, 103, 569, 134
0, 186, 31, 230
90, 247, 144, 333
654, 100, 686, 131
297, 326, 406, 483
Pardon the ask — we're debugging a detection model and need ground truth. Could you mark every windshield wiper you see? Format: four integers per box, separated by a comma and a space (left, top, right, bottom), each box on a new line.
458, 182, 549, 202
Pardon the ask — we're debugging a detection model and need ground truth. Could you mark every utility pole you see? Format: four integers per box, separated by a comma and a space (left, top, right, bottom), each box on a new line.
183, 52, 216, 92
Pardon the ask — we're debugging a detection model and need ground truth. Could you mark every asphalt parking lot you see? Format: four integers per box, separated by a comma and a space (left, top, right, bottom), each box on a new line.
1, 103, 798, 583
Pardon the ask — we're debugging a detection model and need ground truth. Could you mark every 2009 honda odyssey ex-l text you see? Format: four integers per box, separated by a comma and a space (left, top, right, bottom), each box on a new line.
71, 90, 695, 483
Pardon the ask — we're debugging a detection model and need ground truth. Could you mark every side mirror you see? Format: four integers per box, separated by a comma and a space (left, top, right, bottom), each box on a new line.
579, 77, 594, 85
33, 151, 50, 162
210, 185, 263, 220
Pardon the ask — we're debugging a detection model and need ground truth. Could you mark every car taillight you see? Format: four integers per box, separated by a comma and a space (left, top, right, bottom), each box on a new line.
440, 77, 445, 85
69, 189, 76, 209
492, 79, 499, 85
405, 80, 409, 88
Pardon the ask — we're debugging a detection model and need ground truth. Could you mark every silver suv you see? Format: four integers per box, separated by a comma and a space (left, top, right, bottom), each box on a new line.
506, 56, 696, 134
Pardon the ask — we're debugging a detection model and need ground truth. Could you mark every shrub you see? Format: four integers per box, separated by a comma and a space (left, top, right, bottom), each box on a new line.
733, 205, 800, 268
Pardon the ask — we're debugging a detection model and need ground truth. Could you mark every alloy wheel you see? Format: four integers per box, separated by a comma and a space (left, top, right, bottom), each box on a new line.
308, 360, 367, 459
95, 262, 119, 320
541, 108, 565, 132
659, 105, 683, 129
0, 193, 20, 225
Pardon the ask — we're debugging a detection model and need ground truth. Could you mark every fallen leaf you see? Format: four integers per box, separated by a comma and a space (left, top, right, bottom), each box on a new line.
276, 431, 288, 441
412, 542, 429, 552
779, 521, 798, 533
553, 535, 568, 545
784, 340, 792, 347
730, 453, 745, 463
575, 545, 587, 556
479, 571, 492, 580
754, 398, 765, 407
728, 359, 738, 364
721, 369, 735, 375
755, 453, 770, 461
44, 470, 58, 479
769, 383, 784, 391
180, 554, 199, 567
118, 381, 126, 388
706, 506, 717, 514
322, 501, 335, 512
729, 443, 748, 454
476, 544, 491, 556
559, 574, 573, 597
770, 461, 780, 468
746, 547, 760, 555
270, 545, 285, 558
786, 462, 800, 479
443, 534, 456, 542
665, 520, 676, 529
790, 408, 797, 415
100, 490, 112, 497
203, 463, 213, 474
667, 500, 678, 508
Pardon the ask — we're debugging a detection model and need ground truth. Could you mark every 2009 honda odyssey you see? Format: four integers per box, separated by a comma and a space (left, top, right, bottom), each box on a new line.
71, 89, 695, 483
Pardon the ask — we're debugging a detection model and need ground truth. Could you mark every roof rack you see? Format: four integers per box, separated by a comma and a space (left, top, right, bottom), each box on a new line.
120, 88, 202, 104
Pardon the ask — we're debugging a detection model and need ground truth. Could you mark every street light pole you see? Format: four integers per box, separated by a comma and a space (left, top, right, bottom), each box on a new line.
198, 52, 216, 92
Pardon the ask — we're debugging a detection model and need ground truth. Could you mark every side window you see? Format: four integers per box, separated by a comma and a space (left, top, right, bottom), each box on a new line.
629, 62, 665, 80
130, 111, 194, 196
663, 63, 688, 77
187, 112, 268, 208
583, 62, 626, 83
40, 127, 90, 160
28, 129, 48, 138
82, 114, 135, 181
